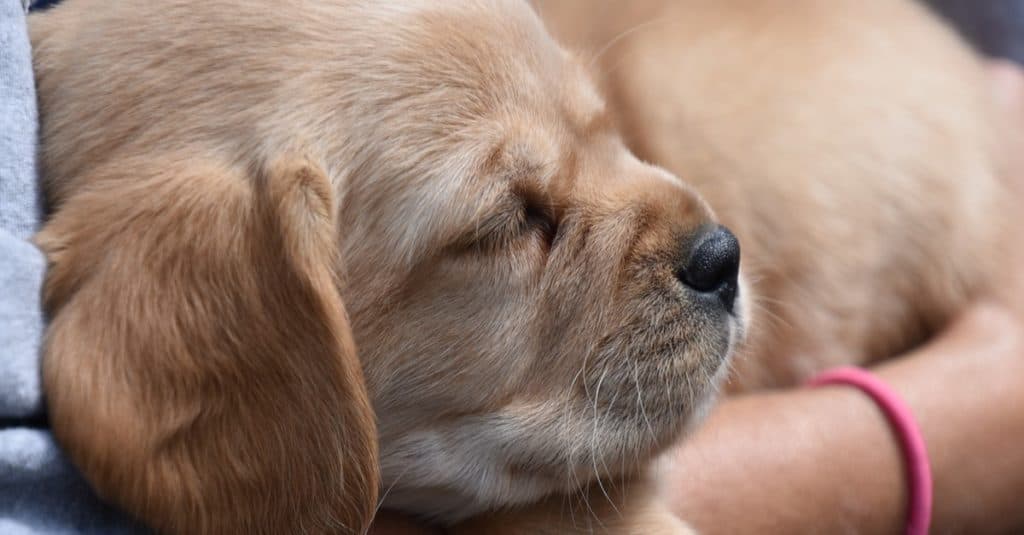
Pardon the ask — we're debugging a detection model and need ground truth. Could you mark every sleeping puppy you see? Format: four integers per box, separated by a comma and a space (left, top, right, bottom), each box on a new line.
29, 0, 1004, 533
30, 0, 740, 533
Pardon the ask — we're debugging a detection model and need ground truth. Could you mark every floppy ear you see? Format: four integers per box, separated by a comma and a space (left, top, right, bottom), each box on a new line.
36, 153, 378, 534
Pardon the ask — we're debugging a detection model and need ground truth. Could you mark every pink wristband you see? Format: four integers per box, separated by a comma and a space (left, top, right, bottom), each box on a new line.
807, 367, 932, 535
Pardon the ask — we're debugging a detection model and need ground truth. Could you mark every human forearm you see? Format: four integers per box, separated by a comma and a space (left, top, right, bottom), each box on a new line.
873, 304, 1024, 533
662, 303, 1024, 534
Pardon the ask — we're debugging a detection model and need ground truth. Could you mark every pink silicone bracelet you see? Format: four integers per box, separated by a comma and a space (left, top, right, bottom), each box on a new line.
807, 367, 932, 535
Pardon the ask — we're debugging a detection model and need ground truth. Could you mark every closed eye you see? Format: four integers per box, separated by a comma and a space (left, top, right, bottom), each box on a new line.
455, 193, 559, 254
521, 196, 558, 250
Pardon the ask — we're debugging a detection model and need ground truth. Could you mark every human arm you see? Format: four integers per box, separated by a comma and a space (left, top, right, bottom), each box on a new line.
660, 301, 1024, 534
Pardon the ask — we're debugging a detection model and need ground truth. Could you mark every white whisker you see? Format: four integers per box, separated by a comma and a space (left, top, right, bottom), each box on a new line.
587, 366, 619, 521
588, 17, 672, 69
633, 360, 658, 446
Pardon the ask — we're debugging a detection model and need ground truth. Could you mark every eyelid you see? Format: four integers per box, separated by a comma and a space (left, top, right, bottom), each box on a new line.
474, 204, 522, 241
517, 180, 558, 219
518, 193, 560, 253
522, 197, 556, 233
454, 188, 558, 254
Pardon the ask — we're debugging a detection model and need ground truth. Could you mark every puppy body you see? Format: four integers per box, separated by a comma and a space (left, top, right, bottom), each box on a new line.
539, 0, 1006, 389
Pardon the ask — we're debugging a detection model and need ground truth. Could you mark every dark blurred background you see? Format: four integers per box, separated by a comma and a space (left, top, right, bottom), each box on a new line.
924, 0, 1024, 63
26, 0, 1024, 64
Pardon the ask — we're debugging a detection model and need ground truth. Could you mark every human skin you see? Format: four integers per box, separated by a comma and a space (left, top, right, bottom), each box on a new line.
660, 301, 1024, 534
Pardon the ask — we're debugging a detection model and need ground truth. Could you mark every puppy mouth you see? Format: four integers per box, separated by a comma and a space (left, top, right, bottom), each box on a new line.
376, 263, 746, 518
567, 289, 744, 471
375, 311, 742, 520
501, 264, 749, 494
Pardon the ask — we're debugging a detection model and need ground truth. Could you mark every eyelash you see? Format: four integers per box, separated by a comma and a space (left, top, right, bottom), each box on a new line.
459, 194, 559, 254
524, 199, 557, 237
522, 201, 558, 247
467, 200, 557, 253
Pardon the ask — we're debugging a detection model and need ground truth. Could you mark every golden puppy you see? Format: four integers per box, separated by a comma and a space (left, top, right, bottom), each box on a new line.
31, 0, 741, 533
30, 0, 1005, 533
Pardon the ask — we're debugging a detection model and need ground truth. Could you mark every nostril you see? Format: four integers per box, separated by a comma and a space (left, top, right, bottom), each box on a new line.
678, 226, 741, 312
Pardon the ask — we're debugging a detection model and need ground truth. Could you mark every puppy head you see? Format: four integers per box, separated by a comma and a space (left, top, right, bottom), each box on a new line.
33, 0, 744, 529
323, 1, 747, 519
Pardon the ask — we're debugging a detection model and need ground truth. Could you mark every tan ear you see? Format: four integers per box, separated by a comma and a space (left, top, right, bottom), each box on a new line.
37, 153, 378, 534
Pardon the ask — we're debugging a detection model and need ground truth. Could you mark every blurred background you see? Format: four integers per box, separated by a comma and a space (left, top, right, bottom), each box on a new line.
24, 0, 1024, 67
925, 0, 1024, 63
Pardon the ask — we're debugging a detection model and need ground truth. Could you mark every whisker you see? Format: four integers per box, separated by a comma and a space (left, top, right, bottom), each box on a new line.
633, 360, 658, 446
588, 366, 620, 521
560, 365, 587, 529
588, 17, 673, 69
371, 460, 414, 524
748, 299, 792, 331
599, 384, 625, 487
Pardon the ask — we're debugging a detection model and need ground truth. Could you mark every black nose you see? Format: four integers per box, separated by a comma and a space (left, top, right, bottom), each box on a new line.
678, 226, 740, 312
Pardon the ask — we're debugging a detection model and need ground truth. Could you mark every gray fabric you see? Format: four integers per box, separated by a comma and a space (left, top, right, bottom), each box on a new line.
1, 0, 43, 425
1, 0, 43, 423
0, 237, 44, 419
0, 429, 141, 534
0, 0, 143, 532
1, 0, 39, 243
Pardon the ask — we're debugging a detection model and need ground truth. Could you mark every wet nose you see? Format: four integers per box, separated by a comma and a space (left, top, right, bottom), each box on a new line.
678, 226, 740, 313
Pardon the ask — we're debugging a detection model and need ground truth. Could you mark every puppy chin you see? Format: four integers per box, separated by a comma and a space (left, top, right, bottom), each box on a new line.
379, 275, 750, 524
678, 273, 749, 436
680, 340, 735, 437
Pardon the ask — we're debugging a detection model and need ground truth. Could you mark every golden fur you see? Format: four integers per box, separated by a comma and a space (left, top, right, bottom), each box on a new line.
537, 0, 1006, 390
30, 0, 1004, 533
